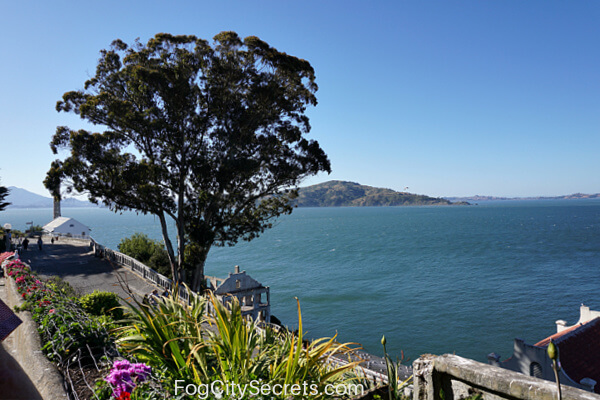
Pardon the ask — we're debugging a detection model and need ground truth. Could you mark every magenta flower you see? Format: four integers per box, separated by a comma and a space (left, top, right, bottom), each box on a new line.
105, 360, 151, 398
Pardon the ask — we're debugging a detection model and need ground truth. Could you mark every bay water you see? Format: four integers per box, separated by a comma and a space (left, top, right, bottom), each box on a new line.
3, 200, 600, 363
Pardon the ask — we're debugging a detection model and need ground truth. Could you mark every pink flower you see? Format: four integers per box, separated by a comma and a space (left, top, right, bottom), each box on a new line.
49, 309, 55, 314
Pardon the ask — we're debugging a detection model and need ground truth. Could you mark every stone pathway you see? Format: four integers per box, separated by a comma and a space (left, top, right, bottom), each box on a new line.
20, 238, 160, 302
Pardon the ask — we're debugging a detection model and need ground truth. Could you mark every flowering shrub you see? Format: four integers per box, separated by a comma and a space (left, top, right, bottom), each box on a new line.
104, 359, 151, 399
6, 259, 112, 363
6, 260, 52, 308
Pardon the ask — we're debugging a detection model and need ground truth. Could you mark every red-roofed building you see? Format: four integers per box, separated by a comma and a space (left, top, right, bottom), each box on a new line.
488, 305, 600, 393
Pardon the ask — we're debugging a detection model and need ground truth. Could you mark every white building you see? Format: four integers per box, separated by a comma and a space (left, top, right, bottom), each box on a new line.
42, 217, 91, 238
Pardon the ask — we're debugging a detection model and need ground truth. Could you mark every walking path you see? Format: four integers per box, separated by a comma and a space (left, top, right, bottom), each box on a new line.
20, 238, 160, 302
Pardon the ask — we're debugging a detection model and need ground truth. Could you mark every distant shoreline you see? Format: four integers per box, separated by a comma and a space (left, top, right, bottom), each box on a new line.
444, 194, 600, 202
6, 184, 600, 209
7, 197, 600, 209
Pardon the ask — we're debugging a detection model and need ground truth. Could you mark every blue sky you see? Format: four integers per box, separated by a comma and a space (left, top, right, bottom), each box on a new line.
1, 1, 598, 197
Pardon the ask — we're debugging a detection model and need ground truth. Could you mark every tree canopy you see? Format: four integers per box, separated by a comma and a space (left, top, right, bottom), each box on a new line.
0, 181, 10, 212
45, 32, 330, 290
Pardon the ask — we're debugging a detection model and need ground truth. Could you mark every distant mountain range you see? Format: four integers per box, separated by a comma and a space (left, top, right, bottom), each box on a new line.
5, 187, 95, 208
5, 185, 598, 209
444, 193, 600, 202
295, 181, 468, 207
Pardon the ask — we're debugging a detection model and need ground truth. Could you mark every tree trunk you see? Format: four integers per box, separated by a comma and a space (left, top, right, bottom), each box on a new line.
191, 248, 210, 292
176, 180, 186, 285
157, 211, 179, 283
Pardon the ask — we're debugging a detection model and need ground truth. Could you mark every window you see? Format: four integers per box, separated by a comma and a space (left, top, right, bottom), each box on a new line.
235, 280, 241, 289
530, 362, 542, 378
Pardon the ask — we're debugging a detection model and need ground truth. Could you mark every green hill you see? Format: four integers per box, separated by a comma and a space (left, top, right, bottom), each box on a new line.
296, 181, 468, 207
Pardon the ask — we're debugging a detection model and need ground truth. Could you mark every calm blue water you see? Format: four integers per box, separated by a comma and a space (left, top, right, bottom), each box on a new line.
3, 200, 600, 363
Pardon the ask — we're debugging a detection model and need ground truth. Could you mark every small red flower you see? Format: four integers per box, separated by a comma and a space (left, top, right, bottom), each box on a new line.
117, 392, 131, 400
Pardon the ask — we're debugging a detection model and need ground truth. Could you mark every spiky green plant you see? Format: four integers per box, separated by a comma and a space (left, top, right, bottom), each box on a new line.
381, 335, 412, 400
265, 298, 364, 399
114, 285, 211, 382
117, 291, 366, 399
206, 293, 265, 384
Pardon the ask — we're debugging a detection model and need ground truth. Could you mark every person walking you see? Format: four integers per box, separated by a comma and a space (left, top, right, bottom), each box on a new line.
22, 238, 29, 251
37, 237, 43, 251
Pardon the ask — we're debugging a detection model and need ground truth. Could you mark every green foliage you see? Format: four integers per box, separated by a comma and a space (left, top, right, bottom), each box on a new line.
6, 260, 114, 363
116, 291, 363, 399
381, 336, 412, 400
46, 32, 331, 290
46, 275, 79, 297
36, 301, 113, 362
118, 233, 159, 263
80, 290, 123, 320
118, 233, 171, 277
30, 224, 44, 232
147, 247, 171, 277
0, 180, 10, 212
115, 285, 210, 382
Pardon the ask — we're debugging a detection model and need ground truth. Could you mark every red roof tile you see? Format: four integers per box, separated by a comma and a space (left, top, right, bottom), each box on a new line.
534, 323, 583, 347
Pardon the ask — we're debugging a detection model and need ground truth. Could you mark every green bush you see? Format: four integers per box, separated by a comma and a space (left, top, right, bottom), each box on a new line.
118, 233, 171, 278
118, 233, 158, 262
46, 275, 79, 298
148, 247, 171, 277
80, 290, 123, 320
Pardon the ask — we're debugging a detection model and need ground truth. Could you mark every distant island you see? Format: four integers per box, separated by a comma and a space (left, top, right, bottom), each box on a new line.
295, 181, 468, 207
444, 193, 600, 202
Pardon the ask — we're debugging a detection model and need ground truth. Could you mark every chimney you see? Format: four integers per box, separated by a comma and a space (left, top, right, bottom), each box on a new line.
580, 378, 596, 392
487, 353, 501, 366
234, 265, 240, 274
53, 198, 61, 219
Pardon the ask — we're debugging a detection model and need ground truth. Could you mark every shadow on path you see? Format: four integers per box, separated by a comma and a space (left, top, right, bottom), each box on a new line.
21, 241, 159, 302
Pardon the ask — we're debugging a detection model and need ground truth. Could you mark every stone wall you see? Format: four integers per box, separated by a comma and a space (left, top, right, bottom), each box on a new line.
413, 354, 599, 400
4, 276, 68, 399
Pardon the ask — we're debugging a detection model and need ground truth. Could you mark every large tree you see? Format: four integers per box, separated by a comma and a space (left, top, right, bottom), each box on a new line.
46, 32, 330, 290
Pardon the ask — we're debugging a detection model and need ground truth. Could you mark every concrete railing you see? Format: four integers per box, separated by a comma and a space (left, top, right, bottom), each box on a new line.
413, 354, 600, 400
